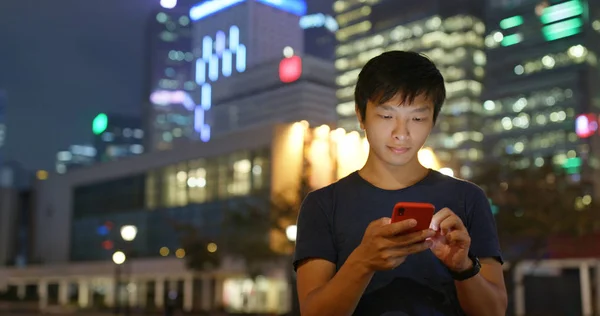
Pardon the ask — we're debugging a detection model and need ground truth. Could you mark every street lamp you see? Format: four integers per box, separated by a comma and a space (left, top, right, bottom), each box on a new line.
120, 225, 138, 242
112, 251, 126, 265
114, 225, 137, 316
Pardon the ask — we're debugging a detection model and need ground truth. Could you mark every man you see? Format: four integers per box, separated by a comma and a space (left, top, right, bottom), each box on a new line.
293, 51, 507, 315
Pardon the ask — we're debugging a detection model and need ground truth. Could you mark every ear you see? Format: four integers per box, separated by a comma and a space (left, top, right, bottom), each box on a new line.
355, 105, 365, 130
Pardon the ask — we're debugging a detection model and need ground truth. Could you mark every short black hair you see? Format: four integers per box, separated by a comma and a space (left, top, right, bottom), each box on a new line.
354, 51, 446, 123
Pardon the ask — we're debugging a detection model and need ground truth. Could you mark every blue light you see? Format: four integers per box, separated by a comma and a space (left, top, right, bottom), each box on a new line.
222, 50, 233, 77
202, 36, 213, 60
257, 0, 306, 15
209, 55, 219, 81
195, 59, 206, 84
190, 0, 245, 21
190, 0, 306, 21
229, 26, 239, 50
216, 31, 226, 56
201, 84, 212, 110
194, 106, 204, 132
236, 44, 247, 72
97, 226, 109, 236
200, 125, 211, 142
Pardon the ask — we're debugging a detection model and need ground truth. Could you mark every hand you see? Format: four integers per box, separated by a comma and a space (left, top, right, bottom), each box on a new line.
351, 217, 435, 272
429, 208, 472, 272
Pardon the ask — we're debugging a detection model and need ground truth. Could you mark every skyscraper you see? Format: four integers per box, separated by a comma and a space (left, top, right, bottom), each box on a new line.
482, 0, 600, 185
334, 0, 486, 178
189, 0, 308, 142
301, 0, 338, 61
144, 1, 197, 152
92, 113, 144, 162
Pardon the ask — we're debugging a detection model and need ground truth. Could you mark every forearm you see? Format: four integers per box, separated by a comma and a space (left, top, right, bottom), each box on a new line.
455, 274, 507, 316
301, 252, 374, 316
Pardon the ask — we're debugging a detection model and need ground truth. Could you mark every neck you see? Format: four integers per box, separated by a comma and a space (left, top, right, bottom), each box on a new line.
359, 153, 430, 190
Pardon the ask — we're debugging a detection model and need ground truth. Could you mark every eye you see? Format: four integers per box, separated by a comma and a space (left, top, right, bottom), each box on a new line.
379, 115, 393, 119
413, 117, 426, 122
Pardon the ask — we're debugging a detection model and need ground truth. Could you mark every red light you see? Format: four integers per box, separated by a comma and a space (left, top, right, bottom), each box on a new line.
279, 56, 302, 83
102, 240, 114, 250
104, 221, 113, 230
575, 113, 598, 138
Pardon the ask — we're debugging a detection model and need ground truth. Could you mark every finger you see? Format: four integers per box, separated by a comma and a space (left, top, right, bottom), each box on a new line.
439, 215, 466, 235
430, 208, 454, 231
387, 229, 436, 246
379, 218, 417, 236
391, 240, 433, 256
370, 217, 391, 228
445, 230, 470, 244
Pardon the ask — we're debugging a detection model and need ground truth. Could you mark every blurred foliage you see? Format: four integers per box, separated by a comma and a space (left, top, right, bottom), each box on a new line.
473, 155, 600, 263
172, 178, 311, 275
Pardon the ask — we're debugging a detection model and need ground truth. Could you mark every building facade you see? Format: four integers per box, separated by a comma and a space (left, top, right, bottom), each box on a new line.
92, 113, 144, 163
190, 0, 307, 142
144, 2, 198, 152
55, 145, 97, 174
483, 0, 600, 196
334, 0, 487, 178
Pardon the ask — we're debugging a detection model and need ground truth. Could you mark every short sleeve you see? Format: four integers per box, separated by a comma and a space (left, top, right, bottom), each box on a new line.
464, 184, 504, 264
293, 190, 337, 271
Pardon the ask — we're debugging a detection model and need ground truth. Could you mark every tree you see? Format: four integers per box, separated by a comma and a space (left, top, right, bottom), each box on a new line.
472, 155, 600, 299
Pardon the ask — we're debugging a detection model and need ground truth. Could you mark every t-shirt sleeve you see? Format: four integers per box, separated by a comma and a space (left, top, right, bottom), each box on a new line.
293, 190, 337, 271
464, 184, 504, 264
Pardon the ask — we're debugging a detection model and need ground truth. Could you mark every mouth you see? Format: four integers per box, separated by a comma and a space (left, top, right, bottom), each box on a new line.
387, 146, 411, 154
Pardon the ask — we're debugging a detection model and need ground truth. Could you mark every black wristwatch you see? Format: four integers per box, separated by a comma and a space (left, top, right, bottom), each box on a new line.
449, 254, 481, 281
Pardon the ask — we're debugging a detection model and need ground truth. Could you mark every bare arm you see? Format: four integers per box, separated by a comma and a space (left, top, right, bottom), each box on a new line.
455, 259, 507, 316
296, 218, 434, 316
296, 253, 373, 316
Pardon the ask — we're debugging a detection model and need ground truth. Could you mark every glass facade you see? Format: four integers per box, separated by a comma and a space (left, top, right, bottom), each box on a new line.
70, 147, 271, 261
334, 0, 486, 178
483, 0, 600, 174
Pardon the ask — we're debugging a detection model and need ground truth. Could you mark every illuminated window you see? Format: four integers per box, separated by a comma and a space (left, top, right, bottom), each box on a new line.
229, 159, 252, 195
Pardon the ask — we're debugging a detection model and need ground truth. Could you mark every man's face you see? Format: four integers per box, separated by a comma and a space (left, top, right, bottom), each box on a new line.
358, 93, 435, 168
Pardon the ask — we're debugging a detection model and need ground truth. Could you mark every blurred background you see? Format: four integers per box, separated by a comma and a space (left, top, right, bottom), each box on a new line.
0, 0, 600, 315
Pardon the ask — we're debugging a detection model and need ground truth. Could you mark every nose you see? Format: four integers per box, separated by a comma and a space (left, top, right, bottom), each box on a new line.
392, 119, 410, 141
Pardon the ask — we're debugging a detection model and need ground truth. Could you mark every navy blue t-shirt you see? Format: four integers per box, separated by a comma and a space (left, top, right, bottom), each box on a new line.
293, 170, 503, 316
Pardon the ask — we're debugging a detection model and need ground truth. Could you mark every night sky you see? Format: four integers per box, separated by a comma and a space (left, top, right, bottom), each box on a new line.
0, 0, 161, 170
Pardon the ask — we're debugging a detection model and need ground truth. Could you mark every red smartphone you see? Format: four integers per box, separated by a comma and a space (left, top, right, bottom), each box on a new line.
391, 202, 435, 234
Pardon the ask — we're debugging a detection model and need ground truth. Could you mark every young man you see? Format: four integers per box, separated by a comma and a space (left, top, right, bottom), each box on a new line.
293, 51, 507, 315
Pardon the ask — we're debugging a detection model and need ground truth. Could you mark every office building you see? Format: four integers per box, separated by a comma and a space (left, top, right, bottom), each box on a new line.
334, 0, 487, 178
55, 145, 97, 174
301, 0, 338, 61
92, 113, 144, 163
145, 1, 198, 152
482, 0, 600, 195
0, 90, 6, 166
190, 0, 307, 142
209, 54, 337, 137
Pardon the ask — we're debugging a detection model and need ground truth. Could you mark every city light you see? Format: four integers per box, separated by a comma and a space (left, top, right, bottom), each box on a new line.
575, 113, 598, 138
499, 15, 524, 29
190, 0, 306, 21
36, 170, 48, 180
112, 251, 126, 265
194, 25, 246, 142
120, 225, 138, 242
207, 242, 218, 253
150, 90, 195, 111
540, 0, 583, 24
300, 13, 339, 32
160, 0, 177, 9
92, 113, 108, 135
285, 225, 297, 242
279, 56, 302, 83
